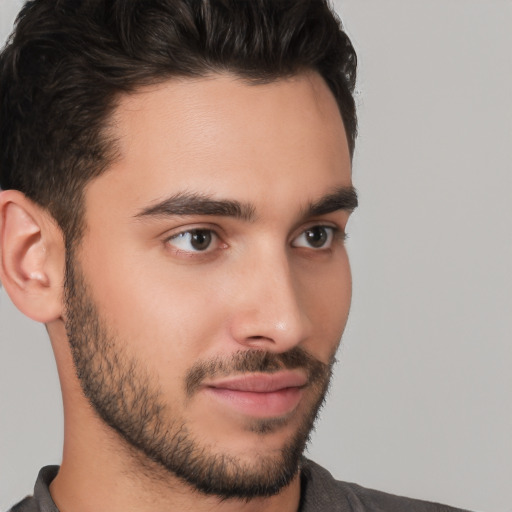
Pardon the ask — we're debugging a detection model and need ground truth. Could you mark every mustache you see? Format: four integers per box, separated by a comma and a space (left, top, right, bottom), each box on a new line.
185, 347, 332, 397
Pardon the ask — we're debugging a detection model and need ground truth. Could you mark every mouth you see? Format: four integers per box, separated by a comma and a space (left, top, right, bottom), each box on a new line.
203, 371, 307, 418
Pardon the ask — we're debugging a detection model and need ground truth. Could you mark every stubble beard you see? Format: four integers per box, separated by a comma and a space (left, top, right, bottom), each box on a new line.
63, 255, 335, 499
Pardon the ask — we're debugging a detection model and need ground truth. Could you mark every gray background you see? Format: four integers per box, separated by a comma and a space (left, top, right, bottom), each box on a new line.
1, 1, 511, 511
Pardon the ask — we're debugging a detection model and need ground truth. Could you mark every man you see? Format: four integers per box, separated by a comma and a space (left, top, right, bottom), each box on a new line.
0, 1, 472, 511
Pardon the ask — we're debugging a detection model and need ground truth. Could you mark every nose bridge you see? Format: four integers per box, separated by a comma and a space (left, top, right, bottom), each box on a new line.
229, 242, 311, 351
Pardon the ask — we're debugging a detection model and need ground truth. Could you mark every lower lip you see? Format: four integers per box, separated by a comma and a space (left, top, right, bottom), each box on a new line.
205, 387, 304, 418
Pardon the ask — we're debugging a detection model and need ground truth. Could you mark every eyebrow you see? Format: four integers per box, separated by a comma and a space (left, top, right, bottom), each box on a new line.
134, 186, 358, 222
134, 192, 256, 221
303, 186, 358, 217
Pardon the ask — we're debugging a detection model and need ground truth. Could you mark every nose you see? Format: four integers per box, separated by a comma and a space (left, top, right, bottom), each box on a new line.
228, 250, 312, 353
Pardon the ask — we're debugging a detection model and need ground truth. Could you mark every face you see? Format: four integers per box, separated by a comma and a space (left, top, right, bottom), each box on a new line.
64, 72, 356, 498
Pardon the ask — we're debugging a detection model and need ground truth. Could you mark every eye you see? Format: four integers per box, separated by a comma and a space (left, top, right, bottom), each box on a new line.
292, 226, 337, 249
166, 229, 218, 252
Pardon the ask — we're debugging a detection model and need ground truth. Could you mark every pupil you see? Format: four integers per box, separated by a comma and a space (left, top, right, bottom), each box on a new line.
306, 227, 327, 248
191, 230, 211, 250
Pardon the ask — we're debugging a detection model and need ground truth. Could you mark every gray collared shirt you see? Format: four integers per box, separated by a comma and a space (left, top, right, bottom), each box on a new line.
9, 460, 473, 512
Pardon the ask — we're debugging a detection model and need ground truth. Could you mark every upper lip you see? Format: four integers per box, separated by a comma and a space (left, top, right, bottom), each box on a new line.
205, 371, 308, 393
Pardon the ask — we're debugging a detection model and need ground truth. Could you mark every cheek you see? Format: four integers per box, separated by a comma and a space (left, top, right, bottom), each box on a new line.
80, 244, 229, 386
299, 251, 352, 357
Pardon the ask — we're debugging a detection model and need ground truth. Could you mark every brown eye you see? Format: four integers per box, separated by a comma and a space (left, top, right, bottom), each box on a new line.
305, 227, 328, 248
167, 229, 215, 252
292, 226, 336, 249
190, 230, 212, 251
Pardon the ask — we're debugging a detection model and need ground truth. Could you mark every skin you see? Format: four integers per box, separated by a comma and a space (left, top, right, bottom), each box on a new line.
0, 71, 354, 512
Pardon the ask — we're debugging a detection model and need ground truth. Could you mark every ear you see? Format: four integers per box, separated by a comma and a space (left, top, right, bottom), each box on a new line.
0, 190, 65, 323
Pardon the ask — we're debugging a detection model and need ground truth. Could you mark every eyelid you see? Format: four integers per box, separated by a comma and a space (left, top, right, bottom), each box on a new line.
162, 222, 224, 240
292, 219, 346, 238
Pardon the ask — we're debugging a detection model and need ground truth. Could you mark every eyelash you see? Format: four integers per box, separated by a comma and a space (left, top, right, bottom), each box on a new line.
164, 224, 345, 256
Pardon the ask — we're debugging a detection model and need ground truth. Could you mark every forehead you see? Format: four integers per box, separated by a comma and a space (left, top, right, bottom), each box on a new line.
89, 72, 351, 216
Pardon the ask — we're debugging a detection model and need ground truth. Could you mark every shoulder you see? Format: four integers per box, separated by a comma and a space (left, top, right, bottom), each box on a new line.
300, 459, 473, 512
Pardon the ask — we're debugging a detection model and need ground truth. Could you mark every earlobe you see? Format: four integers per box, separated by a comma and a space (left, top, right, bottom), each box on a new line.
0, 190, 65, 323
